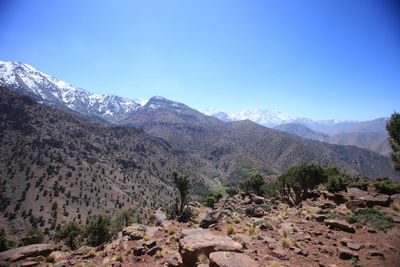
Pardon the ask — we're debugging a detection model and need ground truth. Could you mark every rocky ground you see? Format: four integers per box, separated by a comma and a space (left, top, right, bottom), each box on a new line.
1, 187, 399, 267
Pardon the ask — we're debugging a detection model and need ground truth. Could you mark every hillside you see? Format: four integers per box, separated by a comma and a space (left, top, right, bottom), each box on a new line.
0, 87, 216, 237
123, 98, 399, 183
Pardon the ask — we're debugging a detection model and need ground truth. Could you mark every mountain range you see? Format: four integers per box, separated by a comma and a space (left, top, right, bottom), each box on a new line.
0, 60, 399, 238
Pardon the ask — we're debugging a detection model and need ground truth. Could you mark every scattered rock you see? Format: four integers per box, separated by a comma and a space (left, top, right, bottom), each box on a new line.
180, 232, 243, 265
147, 245, 161, 256
0, 244, 58, 262
337, 247, 358, 260
252, 196, 265, 204
19, 261, 38, 267
122, 224, 146, 240
150, 208, 168, 227
209, 251, 258, 267
167, 252, 183, 267
200, 211, 224, 229
368, 250, 384, 258
347, 242, 363, 251
133, 245, 145, 256
182, 228, 210, 237
144, 239, 157, 249
324, 219, 355, 233
271, 247, 289, 260
313, 214, 327, 222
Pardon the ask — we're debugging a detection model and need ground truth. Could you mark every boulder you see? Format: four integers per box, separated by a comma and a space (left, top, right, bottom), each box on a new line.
167, 252, 184, 267
0, 244, 58, 262
324, 219, 355, 233
122, 224, 146, 240
252, 196, 265, 204
150, 208, 168, 227
209, 251, 258, 267
200, 211, 224, 229
270, 247, 288, 260
337, 247, 358, 260
312, 214, 327, 222
180, 232, 243, 265
391, 194, 400, 206
182, 228, 211, 237
346, 199, 366, 209
368, 250, 384, 258
347, 188, 390, 207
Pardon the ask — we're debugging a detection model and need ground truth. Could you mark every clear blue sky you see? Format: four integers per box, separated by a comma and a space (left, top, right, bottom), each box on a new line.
1, 0, 399, 120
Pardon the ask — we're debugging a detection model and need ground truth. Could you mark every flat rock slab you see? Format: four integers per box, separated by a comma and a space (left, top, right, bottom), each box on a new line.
181, 228, 211, 237
209, 251, 258, 267
324, 219, 355, 233
0, 244, 58, 262
337, 247, 358, 260
180, 232, 243, 265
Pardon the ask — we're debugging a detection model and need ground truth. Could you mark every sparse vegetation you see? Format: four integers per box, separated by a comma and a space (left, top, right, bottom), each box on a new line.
386, 111, 400, 171
372, 178, 400, 195
239, 174, 266, 196
0, 229, 14, 252
85, 214, 112, 246
21, 227, 44, 246
55, 221, 83, 250
324, 166, 349, 193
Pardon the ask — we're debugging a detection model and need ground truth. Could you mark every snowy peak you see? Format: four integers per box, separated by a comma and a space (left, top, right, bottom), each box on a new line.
0, 61, 141, 122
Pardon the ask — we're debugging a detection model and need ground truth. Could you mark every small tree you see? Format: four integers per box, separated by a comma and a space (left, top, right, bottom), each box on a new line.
276, 163, 327, 206
21, 227, 44, 246
239, 174, 266, 196
0, 229, 14, 252
111, 209, 135, 237
167, 171, 192, 222
386, 112, 400, 171
324, 165, 349, 193
54, 222, 83, 250
85, 214, 111, 246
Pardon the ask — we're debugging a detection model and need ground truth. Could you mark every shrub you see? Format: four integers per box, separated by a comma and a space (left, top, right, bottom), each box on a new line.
373, 178, 400, 195
239, 174, 266, 196
352, 208, 394, 232
275, 164, 327, 205
0, 229, 14, 252
111, 209, 135, 236
225, 187, 238, 197
325, 174, 349, 193
167, 171, 193, 222
21, 227, 44, 246
54, 221, 83, 250
386, 112, 400, 171
85, 214, 112, 246
203, 191, 223, 208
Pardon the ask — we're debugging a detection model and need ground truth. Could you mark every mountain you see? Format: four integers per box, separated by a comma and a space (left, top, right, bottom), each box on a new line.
274, 123, 391, 156
123, 96, 399, 183
0, 61, 141, 124
0, 86, 217, 236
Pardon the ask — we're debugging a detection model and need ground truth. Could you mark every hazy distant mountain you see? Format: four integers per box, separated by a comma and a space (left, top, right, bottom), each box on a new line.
0, 61, 141, 124
274, 123, 391, 156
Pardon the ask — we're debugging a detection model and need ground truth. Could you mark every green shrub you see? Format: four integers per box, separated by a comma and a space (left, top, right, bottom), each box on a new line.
55, 221, 83, 250
0, 229, 14, 252
85, 214, 112, 246
203, 191, 223, 208
352, 208, 394, 232
239, 174, 266, 196
348, 180, 370, 191
373, 178, 400, 195
21, 227, 44, 246
225, 187, 238, 197
325, 174, 349, 193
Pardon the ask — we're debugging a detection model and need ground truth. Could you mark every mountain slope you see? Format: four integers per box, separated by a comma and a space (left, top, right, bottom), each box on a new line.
0, 87, 216, 236
123, 97, 399, 182
0, 61, 140, 124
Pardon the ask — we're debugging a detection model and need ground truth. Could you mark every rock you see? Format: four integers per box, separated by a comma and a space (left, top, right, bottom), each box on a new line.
347, 188, 390, 207
252, 196, 265, 204
368, 250, 384, 258
150, 208, 168, 227
122, 224, 146, 240
133, 245, 145, 256
347, 242, 363, 251
253, 207, 265, 217
263, 236, 281, 249
147, 245, 161, 256
348, 188, 370, 199
200, 211, 224, 229
391, 194, 400, 206
346, 199, 366, 209
144, 239, 157, 248
19, 261, 38, 267
337, 247, 358, 260
197, 264, 209, 267
312, 214, 327, 222
324, 219, 355, 233
0, 244, 58, 262
180, 232, 243, 265
182, 228, 211, 237
332, 192, 350, 204
167, 252, 184, 267
209, 251, 258, 267
318, 201, 336, 209
271, 247, 288, 260
145, 226, 159, 238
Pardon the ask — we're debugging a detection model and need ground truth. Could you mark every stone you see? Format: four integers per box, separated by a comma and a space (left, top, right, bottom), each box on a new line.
271, 247, 288, 260
182, 228, 211, 237
180, 232, 243, 265
19, 261, 38, 267
150, 208, 168, 227
133, 245, 145, 256
337, 247, 358, 260
209, 251, 258, 267
145, 226, 159, 238
368, 250, 384, 258
262, 236, 281, 250
324, 219, 355, 233
253, 207, 265, 217
347, 242, 363, 251
346, 199, 366, 209
144, 239, 156, 248
347, 188, 390, 207
0, 244, 58, 262
252, 196, 265, 204
122, 224, 146, 240
200, 211, 224, 229
391, 194, 400, 206
147, 245, 161, 256
312, 214, 327, 222
167, 252, 183, 267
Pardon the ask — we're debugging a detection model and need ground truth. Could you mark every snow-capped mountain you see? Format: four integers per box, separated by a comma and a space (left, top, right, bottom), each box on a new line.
203, 108, 314, 127
0, 61, 141, 124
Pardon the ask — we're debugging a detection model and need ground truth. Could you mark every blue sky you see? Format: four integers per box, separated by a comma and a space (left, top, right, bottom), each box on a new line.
0, 0, 399, 120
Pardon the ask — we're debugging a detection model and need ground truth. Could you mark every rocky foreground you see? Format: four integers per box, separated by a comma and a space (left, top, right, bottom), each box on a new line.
1, 187, 399, 267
